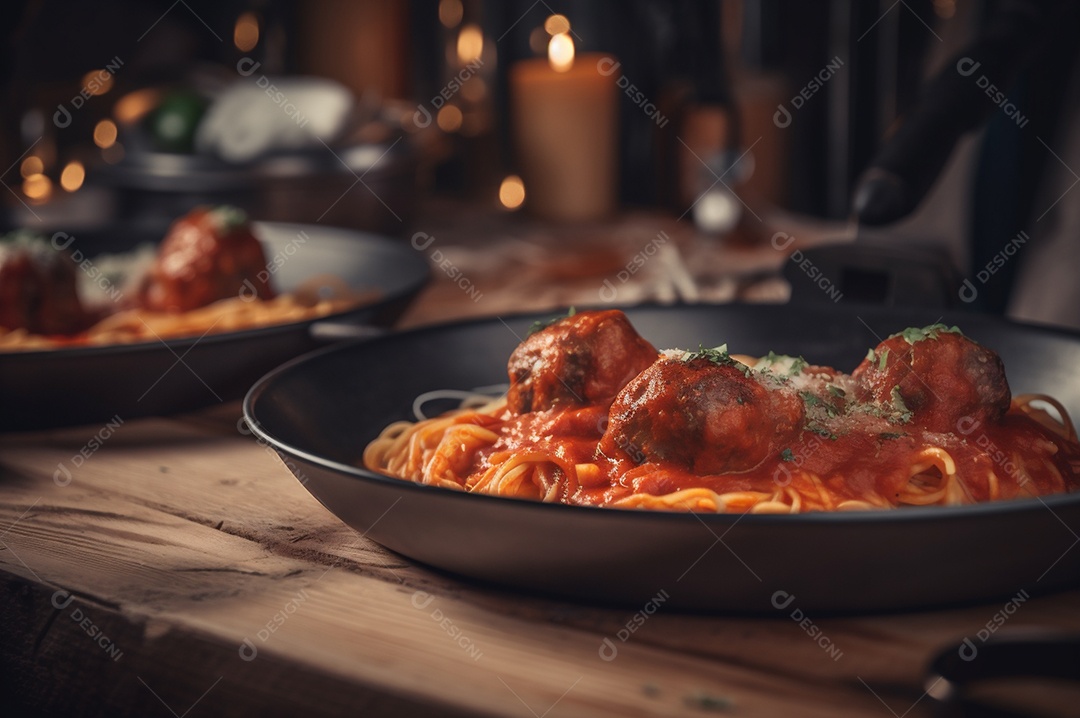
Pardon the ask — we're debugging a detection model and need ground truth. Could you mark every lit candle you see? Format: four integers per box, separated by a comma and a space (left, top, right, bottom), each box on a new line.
510, 33, 618, 222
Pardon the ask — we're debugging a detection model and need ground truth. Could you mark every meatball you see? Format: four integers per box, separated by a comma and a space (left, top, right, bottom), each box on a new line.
506, 310, 658, 414
600, 354, 805, 474
852, 326, 1010, 433
0, 233, 88, 335
139, 206, 274, 313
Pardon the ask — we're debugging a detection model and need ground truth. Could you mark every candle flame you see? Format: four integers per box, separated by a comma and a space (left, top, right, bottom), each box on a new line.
548, 33, 574, 72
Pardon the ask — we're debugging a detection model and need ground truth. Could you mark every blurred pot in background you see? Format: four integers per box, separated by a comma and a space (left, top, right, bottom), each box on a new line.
95, 77, 416, 236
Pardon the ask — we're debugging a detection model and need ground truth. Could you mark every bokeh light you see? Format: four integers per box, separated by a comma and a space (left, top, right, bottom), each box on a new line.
81, 69, 114, 96
93, 119, 118, 148
113, 89, 160, 124
439, 0, 463, 28
499, 175, 526, 210
23, 173, 52, 202
544, 15, 571, 35
20, 156, 43, 178
60, 161, 86, 192
234, 12, 260, 52
457, 24, 483, 64
461, 77, 487, 102
437, 105, 463, 132
528, 27, 548, 55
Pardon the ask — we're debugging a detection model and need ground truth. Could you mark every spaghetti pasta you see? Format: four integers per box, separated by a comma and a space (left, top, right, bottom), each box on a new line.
0, 276, 372, 350
363, 310, 1080, 513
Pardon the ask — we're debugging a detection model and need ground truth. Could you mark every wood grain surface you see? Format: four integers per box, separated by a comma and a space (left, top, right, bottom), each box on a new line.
2, 405, 1079, 717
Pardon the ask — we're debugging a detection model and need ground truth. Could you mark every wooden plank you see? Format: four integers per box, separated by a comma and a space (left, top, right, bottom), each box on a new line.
2, 412, 1078, 716
1, 578, 480, 718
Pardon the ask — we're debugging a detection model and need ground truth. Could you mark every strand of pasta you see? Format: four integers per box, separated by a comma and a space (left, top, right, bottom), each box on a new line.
1014, 394, 1077, 441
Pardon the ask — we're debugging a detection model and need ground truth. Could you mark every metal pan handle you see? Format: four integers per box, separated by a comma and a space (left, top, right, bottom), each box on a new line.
926, 629, 1080, 717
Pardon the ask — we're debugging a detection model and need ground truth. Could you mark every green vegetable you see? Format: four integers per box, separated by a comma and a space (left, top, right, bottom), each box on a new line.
893, 324, 962, 345
890, 386, 913, 423
687, 343, 728, 361
207, 205, 248, 232
760, 352, 807, 376
877, 348, 889, 371
827, 385, 846, 398
147, 90, 208, 154
780, 448, 795, 462
685, 344, 748, 374
805, 423, 838, 440
800, 391, 838, 416
527, 307, 577, 336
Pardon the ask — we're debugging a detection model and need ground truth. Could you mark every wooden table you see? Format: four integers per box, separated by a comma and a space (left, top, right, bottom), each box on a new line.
2, 207, 1078, 716
5, 409, 1080, 718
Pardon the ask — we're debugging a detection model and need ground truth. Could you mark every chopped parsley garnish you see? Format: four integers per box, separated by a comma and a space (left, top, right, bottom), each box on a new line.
687, 343, 728, 361
893, 323, 962, 345
780, 448, 795, 462
890, 386, 913, 424
685, 344, 751, 375
827, 385, 846, 398
527, 307, 577, 336
209, 205, 249, 231
800, 390, 838, 417
805, 423, 838, 440
760, 352, 807, 376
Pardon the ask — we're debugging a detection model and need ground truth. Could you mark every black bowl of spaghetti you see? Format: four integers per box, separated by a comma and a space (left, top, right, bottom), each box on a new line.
0, 219, 428, 431
244, 304, 1080, 612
